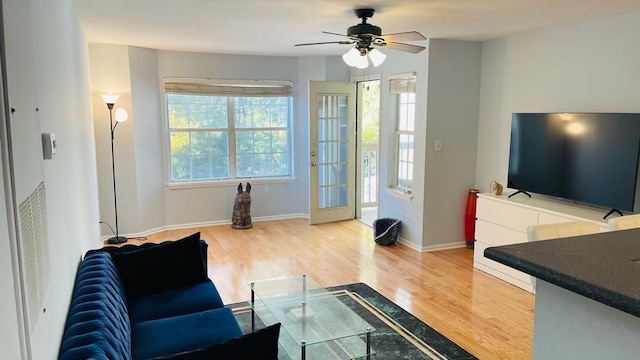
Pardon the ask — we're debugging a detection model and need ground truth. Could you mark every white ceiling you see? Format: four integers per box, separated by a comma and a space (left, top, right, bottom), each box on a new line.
73, 0, 640, 57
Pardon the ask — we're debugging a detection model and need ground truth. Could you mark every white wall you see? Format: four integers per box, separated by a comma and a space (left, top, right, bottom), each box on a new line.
90, 48, 349, 235
352, 40, 481, 250
0, 144, 22, 360
423, 40, 482, 249
31, 0, 99, 355
129, 47, 166, 232
476, 11, 640, 193
87, 10, 640, 249
1, 0, 99, 359
353, 49, 429, 247
1, 0, 40, 356
0, 3, 637, 360
89, 44, 137, 236
90, 41, 481, 251
157, 51, 309, 227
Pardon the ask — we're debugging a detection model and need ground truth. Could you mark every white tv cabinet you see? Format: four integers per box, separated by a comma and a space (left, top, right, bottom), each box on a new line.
473, 193, 608, 293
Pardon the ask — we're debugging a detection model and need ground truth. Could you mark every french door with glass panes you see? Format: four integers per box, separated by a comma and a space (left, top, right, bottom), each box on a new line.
308, 81, 356, 224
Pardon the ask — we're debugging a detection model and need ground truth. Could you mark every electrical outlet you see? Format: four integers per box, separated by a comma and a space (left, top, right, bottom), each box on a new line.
405, 215, 411, 224
435, 140, 442, 152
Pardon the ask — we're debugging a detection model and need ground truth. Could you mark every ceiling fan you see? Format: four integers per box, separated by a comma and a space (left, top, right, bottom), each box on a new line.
295, 8, 427, 68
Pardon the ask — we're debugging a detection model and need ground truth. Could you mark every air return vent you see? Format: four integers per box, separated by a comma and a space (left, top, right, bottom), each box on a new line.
18, 182, 49, 333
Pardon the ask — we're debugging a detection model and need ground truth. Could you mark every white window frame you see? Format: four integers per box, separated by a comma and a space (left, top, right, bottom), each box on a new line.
389, 73, 416, 196
163, 79, 295, 188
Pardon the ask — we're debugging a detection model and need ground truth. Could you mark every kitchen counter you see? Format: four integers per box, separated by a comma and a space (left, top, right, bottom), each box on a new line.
484, 228, 640, 359
484, 227, 640, 317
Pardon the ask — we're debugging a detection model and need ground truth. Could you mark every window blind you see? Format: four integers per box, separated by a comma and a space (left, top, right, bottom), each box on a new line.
164, 81, 292, 97
389, 77, 416, 94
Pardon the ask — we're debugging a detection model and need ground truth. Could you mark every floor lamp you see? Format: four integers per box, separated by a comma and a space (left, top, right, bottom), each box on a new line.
101, 94, 129, 244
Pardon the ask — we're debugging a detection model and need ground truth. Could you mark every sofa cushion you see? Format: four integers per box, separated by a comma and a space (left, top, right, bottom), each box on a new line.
95, 236, 209, 266
151, 323, 281, 360
132, 307, 243, 360
111, 232, 208, 299
128, 280, 224, 324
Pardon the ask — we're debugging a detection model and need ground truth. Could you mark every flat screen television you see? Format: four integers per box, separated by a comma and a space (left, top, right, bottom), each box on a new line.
507, 113, 640, 215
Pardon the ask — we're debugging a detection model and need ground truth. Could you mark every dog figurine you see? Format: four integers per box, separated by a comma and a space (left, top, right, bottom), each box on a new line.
231, 183, 252, 229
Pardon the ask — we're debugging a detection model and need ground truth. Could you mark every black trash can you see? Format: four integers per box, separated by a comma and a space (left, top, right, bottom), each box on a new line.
373, 218, 401, 245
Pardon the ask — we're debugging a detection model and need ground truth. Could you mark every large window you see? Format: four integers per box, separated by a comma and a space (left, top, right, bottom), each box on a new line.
165, 81, 292, 183
390, 75, 416, 193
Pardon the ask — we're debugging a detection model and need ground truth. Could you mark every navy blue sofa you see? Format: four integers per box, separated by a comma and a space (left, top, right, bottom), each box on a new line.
58, 233, 280, 360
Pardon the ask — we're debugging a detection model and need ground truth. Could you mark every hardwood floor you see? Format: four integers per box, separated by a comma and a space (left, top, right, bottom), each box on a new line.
139, 218, 534, 359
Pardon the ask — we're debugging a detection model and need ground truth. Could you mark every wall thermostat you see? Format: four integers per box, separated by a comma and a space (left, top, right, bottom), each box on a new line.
42, 133, 57, 160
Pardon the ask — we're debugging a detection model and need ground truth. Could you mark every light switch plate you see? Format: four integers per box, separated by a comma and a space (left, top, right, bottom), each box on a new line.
42, 133, 57, 159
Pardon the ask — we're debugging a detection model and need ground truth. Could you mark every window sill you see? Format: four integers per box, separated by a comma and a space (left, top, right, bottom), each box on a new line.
386, 187, 414, 201
167, 177, 297, 190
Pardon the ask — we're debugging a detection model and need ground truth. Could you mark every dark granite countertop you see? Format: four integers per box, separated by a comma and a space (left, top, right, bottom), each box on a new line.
484, 228, 640, 317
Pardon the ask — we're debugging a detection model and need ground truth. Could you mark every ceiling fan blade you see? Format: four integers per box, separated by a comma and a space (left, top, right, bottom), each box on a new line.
321, 31, 352, 38
383, 42, 426, 54
379, 31, 427, 42
295, 40, 354, 47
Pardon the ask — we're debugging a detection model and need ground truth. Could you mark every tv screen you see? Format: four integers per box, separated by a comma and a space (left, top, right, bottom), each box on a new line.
507, 113, 640, 213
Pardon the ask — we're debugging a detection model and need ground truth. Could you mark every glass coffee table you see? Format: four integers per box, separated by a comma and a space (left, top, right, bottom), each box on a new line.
250, 274, 374, 360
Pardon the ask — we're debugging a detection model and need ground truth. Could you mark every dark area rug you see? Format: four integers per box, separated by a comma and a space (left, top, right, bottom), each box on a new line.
229, 282, 477, 360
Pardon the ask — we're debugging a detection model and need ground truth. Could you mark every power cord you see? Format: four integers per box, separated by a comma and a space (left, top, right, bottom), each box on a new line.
99, 221, 116, 238
99, 221, 148, 241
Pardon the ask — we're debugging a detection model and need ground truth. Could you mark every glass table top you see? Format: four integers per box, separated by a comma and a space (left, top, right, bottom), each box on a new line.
250, 274, 374, 359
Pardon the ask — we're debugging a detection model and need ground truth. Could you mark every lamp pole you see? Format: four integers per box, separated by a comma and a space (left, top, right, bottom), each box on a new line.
105, 100, 127, 244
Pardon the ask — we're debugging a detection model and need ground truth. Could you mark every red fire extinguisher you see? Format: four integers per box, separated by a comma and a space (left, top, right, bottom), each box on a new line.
465, 189, 479, 249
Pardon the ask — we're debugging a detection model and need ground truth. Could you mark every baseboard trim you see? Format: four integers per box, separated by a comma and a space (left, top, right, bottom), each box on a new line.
420, 241, 468, 252
101, 213, 310, 242
398, 237, 468, 253
398, 237, 422, 252
104, 216, 465, 254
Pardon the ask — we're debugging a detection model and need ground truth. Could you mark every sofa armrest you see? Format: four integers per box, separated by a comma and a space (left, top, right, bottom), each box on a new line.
58, 252, 132, 360
110, 232, 209, 299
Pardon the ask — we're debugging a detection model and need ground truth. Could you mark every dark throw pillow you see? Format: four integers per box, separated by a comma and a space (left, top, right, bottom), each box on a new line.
111, 232, 208, 299
152, 323, 281, 360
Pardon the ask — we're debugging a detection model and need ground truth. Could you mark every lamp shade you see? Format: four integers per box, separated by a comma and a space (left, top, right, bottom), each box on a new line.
353, 54, 368, 69
343, 47, 369, 69
114, 108, 128, 123
101, 93, 120, 105
342, 47, 361, 67
342, 47, 386, 69
368, 48, 386, 67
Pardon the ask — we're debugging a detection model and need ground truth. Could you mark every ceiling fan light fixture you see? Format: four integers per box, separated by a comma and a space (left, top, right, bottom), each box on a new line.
368, 48, 386, 67
297, 8, 427, 65
342, 47, 361, 67
343, 47, 368, 69
354, 54, 369, 69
